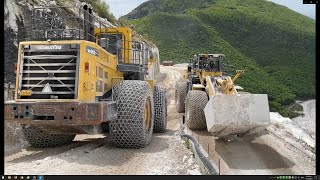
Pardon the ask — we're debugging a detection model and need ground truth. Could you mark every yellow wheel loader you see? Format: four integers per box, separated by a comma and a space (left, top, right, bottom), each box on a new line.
4, 5, 167, 148
176, 54, 270, 137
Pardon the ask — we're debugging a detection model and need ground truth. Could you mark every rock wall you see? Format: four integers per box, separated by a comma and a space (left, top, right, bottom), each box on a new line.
4, 0, 32, 83
4, 0, 75, 150
4, 0, 92, 83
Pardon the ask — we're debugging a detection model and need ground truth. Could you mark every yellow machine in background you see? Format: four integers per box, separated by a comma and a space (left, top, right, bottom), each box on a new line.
176, 54, 270, 137
4, 4, 166, 148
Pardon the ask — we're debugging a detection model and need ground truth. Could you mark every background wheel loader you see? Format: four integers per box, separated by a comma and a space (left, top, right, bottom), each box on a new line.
4, 4, 167, 148
175, 54, 270, 137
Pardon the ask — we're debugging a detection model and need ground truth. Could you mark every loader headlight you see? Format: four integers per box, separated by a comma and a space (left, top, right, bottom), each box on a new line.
23, 45, 30, 50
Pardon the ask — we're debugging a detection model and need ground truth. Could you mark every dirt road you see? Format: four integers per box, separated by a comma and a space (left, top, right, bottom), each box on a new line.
4, 66, 201, 175
4, 65, 315, 175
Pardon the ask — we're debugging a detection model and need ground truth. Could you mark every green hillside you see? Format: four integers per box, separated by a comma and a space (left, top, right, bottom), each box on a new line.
121, 0, 316, 117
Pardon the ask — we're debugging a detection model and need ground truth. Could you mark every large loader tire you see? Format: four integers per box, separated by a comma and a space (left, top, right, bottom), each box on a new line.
21, 125, 76, 148
153, 85, 167, 133
185, 91, 208, 130
104, 83, 122, 133
175, 81, 188, 113
110, 80, 154, 148
112, 83, 122, 101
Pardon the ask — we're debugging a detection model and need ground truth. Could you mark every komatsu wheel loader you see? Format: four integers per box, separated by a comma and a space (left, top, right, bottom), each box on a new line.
4, 5, 167, 148
175, 54, 270, 137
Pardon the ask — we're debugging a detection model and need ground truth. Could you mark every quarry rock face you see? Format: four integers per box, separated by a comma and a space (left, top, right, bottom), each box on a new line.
3, 0, 85, 83
4, 0, 33, 83
4, 0, 85, 150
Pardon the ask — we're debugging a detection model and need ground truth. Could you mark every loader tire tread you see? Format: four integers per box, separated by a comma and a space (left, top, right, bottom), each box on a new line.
185, 91, 208, 130
22, 125, 76, 148
175, 82, 188, 113
110, 80, 154, 148
112, 82, 122, 101
153, 85, 167, 133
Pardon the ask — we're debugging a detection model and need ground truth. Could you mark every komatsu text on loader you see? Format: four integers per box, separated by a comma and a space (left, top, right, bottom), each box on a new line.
4, 5, 167, 148
175, 54, 270, 137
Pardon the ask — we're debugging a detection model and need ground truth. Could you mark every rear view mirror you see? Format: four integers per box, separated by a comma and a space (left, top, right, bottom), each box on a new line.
100, 38, 108, 48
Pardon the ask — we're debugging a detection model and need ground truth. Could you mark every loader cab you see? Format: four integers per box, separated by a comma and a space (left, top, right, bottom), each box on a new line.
97, 33, 123, 60
97, 33, 122, 54
94, 27, 134, 64
95, 27, 151, 80
198, 54, 224, 73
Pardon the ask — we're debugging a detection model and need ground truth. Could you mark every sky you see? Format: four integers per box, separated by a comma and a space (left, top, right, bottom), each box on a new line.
266, 0, 316, 19
105, 0, 316, 19
106, 0, 149, 19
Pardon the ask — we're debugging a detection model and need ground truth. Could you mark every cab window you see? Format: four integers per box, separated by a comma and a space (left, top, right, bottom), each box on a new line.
97, 33, 123, 55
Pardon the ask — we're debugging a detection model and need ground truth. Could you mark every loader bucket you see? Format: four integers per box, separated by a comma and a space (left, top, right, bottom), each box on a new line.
204, 94, 270, 137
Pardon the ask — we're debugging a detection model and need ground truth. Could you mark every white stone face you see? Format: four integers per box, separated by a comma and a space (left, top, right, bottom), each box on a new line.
204, 94, 271, 136
49, 1, 56, 5
4, 0, 18, 32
